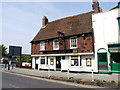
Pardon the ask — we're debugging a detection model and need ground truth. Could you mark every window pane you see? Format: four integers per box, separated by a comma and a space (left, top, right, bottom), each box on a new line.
71, 56, 78, 66
40, 41, 45, 50
54, 40, 59, 49
41, 56, 45, 64
71, 38, 77, 48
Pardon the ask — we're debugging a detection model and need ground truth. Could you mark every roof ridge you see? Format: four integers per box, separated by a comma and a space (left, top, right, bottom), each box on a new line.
49, 11, 94, 24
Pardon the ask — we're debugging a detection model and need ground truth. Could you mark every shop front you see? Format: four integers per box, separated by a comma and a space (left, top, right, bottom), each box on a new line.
108, 44, 120, 74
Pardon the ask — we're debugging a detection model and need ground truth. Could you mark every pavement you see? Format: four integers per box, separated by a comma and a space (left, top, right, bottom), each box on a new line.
1, 65, 119, 82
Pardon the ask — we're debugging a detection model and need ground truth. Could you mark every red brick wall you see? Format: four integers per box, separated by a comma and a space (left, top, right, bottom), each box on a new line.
77, 35, 94, 53
59, 39, 70, 50
31, 43, 40, 54
31, 35, 94, 54
45, 41, 53, 51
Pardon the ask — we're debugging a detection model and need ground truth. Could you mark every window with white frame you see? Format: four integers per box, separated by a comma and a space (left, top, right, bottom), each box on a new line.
41, 56, 45, 64
71, 56, 78, 66
70, 37, 77, 49
53, 39, 59, 50
40, 41, 45, 51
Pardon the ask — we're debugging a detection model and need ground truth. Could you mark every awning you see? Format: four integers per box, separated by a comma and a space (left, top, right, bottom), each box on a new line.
109, 48, 120, 53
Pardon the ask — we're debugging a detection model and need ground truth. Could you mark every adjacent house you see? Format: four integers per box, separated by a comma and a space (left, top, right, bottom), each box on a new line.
92, 2, 120, 73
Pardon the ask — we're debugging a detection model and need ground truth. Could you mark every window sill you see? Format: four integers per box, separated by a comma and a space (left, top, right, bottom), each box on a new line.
70, 47, 77, 49
70, 66, 83, 68
53, 48, 59, 50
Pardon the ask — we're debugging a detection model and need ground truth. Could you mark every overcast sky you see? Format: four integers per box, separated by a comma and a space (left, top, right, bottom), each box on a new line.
1, 1, 119, 54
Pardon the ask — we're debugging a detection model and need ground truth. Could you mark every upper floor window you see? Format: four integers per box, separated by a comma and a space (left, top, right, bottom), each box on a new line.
70, 37, 77, 49
53, 39, 59, 50
40, 41, 45, 51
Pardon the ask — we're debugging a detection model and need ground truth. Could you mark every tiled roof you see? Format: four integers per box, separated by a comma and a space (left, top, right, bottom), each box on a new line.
31, 11, 94, 42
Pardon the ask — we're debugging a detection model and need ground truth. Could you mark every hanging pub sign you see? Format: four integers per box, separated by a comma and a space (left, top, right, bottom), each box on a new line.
58, 37, 63, 44
86, 58, 92, 66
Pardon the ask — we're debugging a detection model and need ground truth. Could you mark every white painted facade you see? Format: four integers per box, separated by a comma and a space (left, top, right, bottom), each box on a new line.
31, 53, 97, 72
92, 8, 120, 72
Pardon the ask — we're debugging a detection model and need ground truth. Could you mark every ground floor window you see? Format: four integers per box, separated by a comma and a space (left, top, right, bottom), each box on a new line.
111, 53, 120, 63
86, 58, 92, 67
50, 58, 54, 65
71, 56, 78, 66
41, 56, 45, 64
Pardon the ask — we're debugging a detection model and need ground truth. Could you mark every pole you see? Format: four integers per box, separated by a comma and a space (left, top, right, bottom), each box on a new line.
91, 69, 94, 81
68, 68, 70, 80
48, 65, 50, 78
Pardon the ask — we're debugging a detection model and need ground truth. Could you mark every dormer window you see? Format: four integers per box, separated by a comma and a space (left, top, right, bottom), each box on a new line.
53, 39, 59, 50
70, 37, 77, 49
40, 41, 45, 51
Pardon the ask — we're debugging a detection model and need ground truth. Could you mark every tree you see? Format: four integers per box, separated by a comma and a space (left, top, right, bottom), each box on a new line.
0, 44, 7, 57
16, 55, 31, 63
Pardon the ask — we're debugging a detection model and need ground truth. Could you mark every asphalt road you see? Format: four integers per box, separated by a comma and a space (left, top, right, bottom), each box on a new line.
2, 72, 91, 89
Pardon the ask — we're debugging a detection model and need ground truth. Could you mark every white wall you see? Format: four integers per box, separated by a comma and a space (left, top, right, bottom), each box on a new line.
92, 8, 120, 46
61, 55, 96, 72
92, 8, 120, 71
81, 55, 97, 72
61, 56, 69, 71
32, 57, 35, 69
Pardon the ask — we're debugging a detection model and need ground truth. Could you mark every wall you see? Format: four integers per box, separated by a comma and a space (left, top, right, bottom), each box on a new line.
77, 35, 94, 53
92, 8, 119, 47
61, 55, 96, 72
31, 43, 40, 54
92, 8, 120, 72
31, 34, 94, 55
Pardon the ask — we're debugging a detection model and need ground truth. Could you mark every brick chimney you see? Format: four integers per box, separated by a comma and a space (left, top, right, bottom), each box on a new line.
42, 16, 48, 27
92, 0, 101, 13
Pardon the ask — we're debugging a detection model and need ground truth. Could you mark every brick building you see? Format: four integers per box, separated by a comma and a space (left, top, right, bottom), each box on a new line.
30, 0, 101, 72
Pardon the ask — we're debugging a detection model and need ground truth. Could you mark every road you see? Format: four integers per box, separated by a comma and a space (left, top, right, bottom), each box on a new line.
2, 72, 95, 89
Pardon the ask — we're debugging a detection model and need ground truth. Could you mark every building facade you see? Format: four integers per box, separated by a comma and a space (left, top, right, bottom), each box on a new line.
30, 0, 102, 72
31, 0, 120, 73
92, 2, 120, 73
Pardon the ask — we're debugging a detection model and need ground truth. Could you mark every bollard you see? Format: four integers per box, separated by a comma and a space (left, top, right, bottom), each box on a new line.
68, 68, 70, 80
48, 66, 50, 78
8, 64, 10, 70
91, 69, 94, 81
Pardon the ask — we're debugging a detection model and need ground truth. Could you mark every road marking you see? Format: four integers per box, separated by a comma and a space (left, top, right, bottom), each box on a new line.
9, 84, 19, 88
3, 71, 104, 88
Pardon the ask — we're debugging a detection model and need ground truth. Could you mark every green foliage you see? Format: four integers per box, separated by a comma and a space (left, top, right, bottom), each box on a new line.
94, 79, 103, 86
111, 80, 116, 84
17, 55, 31, 63
0, 44, 7, 57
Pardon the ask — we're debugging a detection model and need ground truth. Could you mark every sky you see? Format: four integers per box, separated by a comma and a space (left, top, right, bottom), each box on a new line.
0, 1, 119, 54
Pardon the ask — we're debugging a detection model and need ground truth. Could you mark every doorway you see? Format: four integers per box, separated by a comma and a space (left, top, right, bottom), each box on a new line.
56, 56, 61, 70
98, 53, 108, 73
